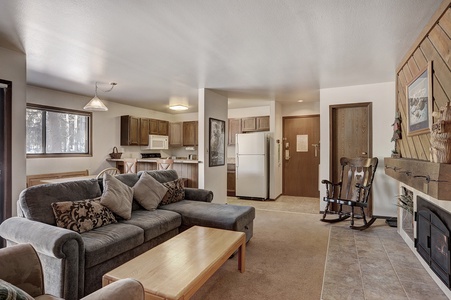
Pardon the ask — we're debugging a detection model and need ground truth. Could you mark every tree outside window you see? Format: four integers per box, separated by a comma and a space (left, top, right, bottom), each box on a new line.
26, 104, 92, 157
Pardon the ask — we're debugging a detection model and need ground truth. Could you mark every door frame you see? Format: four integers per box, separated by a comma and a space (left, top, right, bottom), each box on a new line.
282, 114, 320, 196
329, 102, 373, 213
0, 79, 12, 240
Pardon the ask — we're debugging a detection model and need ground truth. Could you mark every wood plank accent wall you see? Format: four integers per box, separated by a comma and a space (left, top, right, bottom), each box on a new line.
396, 2, 451, 160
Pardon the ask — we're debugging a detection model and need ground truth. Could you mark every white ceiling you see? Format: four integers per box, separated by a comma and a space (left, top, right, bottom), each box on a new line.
0, 0, 442, 113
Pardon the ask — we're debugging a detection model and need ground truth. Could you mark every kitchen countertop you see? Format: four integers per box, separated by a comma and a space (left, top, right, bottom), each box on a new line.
107, 158, 200, 164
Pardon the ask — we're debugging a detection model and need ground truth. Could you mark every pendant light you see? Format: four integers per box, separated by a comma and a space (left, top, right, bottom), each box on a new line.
83, 82, 117, 111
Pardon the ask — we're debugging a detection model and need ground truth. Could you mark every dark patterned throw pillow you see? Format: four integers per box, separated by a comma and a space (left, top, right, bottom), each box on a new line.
51, 197, 117, 233
159, 178, 185, 206
0, 279, 34, 300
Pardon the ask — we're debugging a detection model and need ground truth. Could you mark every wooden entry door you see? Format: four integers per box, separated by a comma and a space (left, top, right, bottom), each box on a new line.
282, 115, 320, 197
330, 103, 372, 213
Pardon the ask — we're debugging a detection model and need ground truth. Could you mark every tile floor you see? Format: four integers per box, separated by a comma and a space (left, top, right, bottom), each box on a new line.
321, 221, 448, 300
228, 196, 449, 299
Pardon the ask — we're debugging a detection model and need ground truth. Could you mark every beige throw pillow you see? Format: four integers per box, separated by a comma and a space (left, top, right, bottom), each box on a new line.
100, 173, 133, 219
133, 172, 168, 210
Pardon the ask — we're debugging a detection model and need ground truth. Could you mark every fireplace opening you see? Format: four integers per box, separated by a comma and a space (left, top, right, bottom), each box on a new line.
416, 196, 451, 287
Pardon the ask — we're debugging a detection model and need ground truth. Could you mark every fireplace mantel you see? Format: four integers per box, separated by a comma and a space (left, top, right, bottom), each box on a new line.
384, 157, 451, 201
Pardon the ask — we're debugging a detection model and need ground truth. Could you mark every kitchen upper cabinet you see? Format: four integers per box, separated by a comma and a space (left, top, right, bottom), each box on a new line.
256, 116, 270, 131
121, 115, 140, 146
241, 116, 270, 132
149, 119, 169, 136
158, 120, 169, 136
183, 121, 198, 146
139, 118, 150, 145
169, 122, 183, 146
121, 115, 169, 146
228, 118, 242, 145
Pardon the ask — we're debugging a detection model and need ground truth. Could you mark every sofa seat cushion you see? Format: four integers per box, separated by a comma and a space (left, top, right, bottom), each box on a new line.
82, 223, 144, 268
159, 200, 255, 231
121, 209, 181, 242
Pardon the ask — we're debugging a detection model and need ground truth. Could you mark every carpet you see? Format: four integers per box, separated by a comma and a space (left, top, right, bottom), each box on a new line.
192, 199, 329, 300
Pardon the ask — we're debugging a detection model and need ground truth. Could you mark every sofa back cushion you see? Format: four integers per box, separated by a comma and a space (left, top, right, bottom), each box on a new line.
137, 169, 179, 183
19, 180, 101, 225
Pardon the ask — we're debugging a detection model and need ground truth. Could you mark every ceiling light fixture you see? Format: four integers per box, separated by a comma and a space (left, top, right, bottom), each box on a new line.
297, 99, 304, 103
83, 82, 117, 111
169, 96, 189, 111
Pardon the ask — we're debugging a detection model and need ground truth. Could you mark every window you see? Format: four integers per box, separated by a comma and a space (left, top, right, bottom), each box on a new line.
26, 104, 92, 157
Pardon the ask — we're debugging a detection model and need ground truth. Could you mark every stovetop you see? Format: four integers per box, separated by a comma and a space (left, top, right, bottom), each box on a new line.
141, 153, 161, 159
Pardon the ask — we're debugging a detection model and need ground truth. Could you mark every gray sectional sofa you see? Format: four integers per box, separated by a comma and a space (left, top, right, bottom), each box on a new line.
0, 169, 255, 300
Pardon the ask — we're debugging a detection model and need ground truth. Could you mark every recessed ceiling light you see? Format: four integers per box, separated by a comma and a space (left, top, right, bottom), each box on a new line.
297, 99, 304, 103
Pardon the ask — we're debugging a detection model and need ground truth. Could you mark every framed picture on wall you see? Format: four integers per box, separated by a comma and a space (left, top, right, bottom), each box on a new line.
209, 118, 225, 167
406, 61, 433, 136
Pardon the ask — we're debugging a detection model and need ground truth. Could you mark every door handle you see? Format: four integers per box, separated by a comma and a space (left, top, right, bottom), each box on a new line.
312, 143, 319, 157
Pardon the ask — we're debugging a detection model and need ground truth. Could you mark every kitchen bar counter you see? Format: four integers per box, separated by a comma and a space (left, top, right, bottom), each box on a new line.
106, 158, 199, 188
107, 158, 200, 164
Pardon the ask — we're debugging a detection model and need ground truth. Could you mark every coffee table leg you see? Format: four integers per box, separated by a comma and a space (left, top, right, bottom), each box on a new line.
238, 240, 246, 273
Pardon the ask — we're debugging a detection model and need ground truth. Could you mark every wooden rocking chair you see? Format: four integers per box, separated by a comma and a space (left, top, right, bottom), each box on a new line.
320, 157, 378, 230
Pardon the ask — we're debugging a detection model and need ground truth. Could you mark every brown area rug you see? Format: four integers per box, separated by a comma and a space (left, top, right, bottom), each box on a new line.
192, 201, 330, 300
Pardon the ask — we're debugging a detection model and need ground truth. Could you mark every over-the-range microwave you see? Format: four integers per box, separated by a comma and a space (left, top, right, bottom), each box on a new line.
145, 135, 169, 150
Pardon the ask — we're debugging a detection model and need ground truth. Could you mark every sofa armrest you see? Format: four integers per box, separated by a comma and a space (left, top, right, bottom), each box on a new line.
184, 188, 213, 202
0, 217, 85, 300
82, 278, 144, 300
0, 217, 83, 258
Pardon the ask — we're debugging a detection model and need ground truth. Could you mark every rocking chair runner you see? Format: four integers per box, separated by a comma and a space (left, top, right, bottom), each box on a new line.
320, 157, 378, 230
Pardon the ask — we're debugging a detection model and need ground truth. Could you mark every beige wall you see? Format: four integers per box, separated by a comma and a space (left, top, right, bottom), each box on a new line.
198, 89, 228, 204
0, 47, 26, 216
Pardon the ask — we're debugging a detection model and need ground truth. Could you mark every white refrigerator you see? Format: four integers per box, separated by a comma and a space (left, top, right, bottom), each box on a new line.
235, 132, 269, 199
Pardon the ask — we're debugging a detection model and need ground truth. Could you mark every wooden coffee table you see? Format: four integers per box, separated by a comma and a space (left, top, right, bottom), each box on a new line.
102, 226, 246, 300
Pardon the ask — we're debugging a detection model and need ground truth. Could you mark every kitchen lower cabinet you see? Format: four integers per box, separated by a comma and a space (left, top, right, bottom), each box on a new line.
227, 163, 236, 196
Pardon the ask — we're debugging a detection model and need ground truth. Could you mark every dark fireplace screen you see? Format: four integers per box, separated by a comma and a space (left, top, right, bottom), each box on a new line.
416, 196, 451, 287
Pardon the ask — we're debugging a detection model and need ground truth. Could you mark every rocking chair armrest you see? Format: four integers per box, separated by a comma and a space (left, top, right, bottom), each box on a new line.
355, 183, 372, 191
321, 180, 341, 187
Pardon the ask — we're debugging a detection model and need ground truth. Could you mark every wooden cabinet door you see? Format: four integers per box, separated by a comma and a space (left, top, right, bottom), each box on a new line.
241, 117, 256, 132
169, 122, 183, 146
227, 163, 236, 196
149, 119, 158, 135
183, 121, 198, 146
139, 118, 150, 145
121, 115, 140, 145
256, 116, 270, 131
158, 120, 169, 135
228, 118, 242, 145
